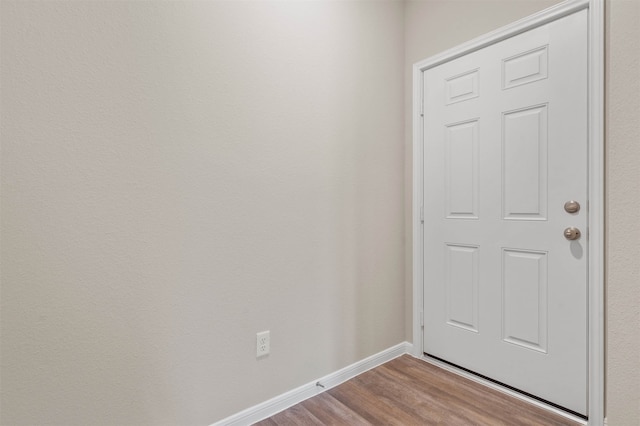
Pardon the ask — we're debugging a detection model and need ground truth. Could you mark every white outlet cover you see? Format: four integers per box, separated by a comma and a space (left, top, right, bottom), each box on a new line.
256, 331, 270, 357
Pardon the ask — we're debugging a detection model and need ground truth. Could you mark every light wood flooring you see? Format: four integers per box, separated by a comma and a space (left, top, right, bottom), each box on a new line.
254, 355, 581, 425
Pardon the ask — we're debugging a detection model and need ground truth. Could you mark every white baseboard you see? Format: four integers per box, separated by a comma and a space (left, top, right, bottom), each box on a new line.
212, 341, 413, 426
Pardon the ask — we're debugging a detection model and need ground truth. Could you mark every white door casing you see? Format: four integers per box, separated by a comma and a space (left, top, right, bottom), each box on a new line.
412, 0, 604, 422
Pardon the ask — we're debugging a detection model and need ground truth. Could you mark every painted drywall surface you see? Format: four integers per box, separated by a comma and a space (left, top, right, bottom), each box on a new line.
605, 0, 640, 424
404, 0, 640, 423
0, 1, 405, 424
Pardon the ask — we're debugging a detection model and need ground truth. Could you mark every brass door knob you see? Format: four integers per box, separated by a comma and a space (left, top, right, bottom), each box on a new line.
564, 227, 581, 240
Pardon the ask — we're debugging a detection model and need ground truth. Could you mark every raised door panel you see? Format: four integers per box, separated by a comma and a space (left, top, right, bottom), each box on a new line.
502, 105, 548, 220
445, 120, 479, 219
502, 248, 548, 353
445, 244, 479, 332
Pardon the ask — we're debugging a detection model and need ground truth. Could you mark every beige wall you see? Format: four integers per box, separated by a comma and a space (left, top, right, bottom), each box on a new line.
0, 1, 405, 424
1, 0, 638, 425
404, 0, 640, 424
605, 1, 640, 424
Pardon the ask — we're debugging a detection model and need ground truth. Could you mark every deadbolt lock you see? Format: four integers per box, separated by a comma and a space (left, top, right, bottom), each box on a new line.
564, 200, 581, 214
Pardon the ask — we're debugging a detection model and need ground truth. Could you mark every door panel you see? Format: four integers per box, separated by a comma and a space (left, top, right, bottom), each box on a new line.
502, 105, 548, 220
502, 248, 548, 353
423, 10, 588, 415
445, 120, 479, 218
445, 243, 479, 332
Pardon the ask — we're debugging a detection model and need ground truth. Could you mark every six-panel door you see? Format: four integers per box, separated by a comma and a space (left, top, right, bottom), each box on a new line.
423, 10, 588, 415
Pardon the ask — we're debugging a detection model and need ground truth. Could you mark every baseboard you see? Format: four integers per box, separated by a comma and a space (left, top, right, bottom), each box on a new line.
212, 341, 413, 426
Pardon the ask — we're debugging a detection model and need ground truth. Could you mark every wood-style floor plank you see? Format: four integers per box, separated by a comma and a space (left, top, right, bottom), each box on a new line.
264, 403, 324, 426
254, 355, 581, 426
300, 392, 370, 425
329, 377, 428, 425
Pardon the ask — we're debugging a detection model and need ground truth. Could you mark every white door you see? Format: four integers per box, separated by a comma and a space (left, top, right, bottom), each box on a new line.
422, 10, 588, 415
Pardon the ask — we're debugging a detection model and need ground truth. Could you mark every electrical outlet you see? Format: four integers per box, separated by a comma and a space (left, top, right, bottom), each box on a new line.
256, 331, 270, 357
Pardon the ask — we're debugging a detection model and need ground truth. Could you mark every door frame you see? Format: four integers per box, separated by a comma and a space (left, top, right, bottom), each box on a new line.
411, 0, 604, 423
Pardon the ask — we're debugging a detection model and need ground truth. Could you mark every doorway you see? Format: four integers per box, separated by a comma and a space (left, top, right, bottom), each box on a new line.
411, 0, 604, 422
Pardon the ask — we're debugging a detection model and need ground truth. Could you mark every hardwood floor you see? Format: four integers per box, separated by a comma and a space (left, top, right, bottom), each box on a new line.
254, 355, 581, 425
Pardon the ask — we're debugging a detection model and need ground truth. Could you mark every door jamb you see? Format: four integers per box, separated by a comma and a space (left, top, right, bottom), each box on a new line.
411, 0, 604, 423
